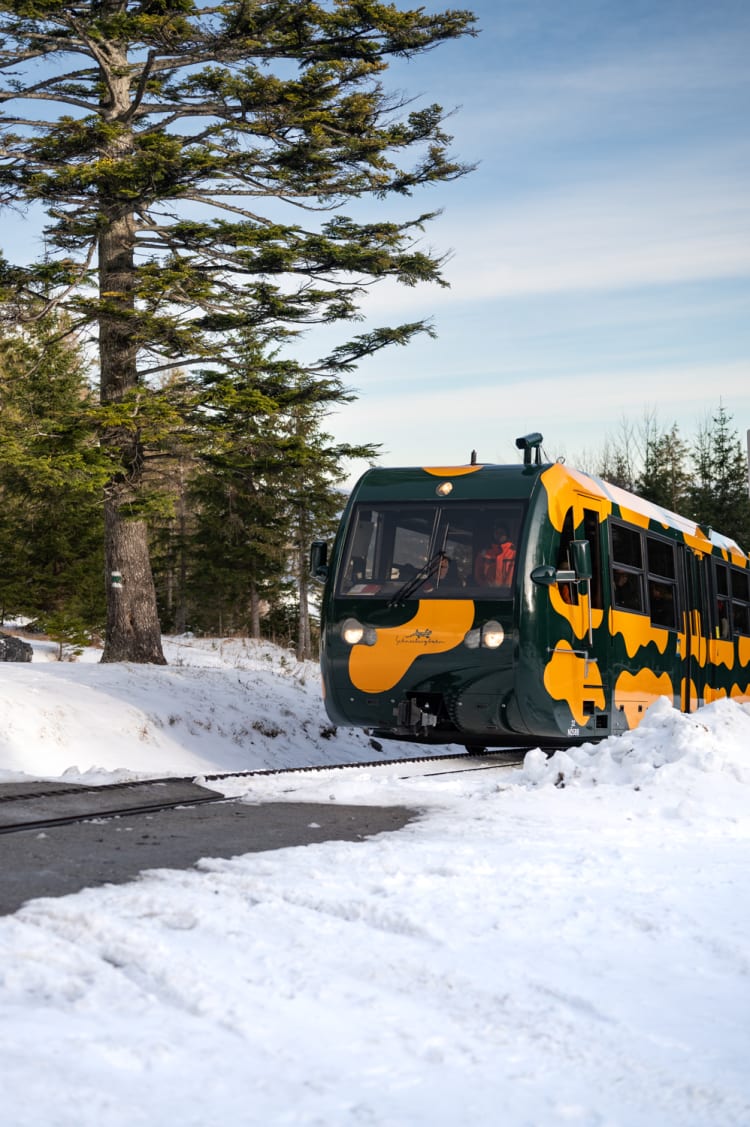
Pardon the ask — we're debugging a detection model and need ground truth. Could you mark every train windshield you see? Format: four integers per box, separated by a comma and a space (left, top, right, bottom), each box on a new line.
336, 502, 526, 598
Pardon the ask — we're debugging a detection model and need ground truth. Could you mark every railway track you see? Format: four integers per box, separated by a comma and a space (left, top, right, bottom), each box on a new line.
0, 749, 528, 837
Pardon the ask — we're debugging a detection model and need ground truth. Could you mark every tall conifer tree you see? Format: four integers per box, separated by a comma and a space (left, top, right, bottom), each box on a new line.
637, 421, 691, 513
0, 0, 475, 661
0, 316, 109, 625
689, 405, 750, 547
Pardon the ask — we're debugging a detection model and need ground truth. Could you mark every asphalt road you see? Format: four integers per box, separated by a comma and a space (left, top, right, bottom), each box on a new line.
0, 795, 418, 915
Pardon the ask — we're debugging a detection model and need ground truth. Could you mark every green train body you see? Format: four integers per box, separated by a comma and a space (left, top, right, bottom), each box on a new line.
312, 441, 750, 749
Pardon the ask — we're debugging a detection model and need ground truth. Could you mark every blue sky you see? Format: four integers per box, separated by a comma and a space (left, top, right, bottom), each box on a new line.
320, 0, 750, 478
3, 1, 748, 481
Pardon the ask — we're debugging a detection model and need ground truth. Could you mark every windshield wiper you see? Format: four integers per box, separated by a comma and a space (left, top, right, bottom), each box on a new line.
388, 551, 448, 607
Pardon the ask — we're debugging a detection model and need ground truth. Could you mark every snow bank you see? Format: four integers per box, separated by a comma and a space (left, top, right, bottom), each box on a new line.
522, 696, 750, 790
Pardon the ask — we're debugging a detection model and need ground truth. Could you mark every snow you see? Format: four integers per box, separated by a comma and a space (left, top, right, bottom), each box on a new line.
1, 633, 749, 1127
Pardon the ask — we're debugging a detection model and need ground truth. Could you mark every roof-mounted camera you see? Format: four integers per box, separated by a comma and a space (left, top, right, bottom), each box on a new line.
515, 432, 544, 466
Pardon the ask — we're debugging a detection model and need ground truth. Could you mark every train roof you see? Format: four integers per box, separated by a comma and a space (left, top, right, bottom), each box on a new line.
557, 463, 747, 558
351, 461, 543, 502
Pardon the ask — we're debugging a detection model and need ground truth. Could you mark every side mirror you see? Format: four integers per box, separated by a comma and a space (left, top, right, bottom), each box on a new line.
530, 565, 558, 587
571, 539, 592, 581
309, 541, 329, 583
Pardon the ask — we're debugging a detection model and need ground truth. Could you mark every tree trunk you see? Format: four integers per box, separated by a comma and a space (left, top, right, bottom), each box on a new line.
250, 582, 261, 640
97, 41, 165, 664
102, 499, 166, 663
297, 551, 312, 661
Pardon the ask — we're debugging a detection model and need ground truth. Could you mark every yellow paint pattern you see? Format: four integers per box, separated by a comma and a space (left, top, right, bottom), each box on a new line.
348, 599, 476, 694
543, 640, 605, 726
422, 465, 484, 477
705, 679, 748, 704
541, 463, 607, 532
708, 639, 735, 670
618, 507, 650, 529
609, 608, 669, 658
549, 586, 604, 640
614, 669, 674, 730
690, 612, 708, 668
739, 636, 750, 669
540, 462, 719, 553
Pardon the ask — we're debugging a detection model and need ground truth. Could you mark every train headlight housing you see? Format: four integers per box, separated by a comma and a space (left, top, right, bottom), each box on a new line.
481, 621, 504, 649
463, 627, 481, 649
341, 618, 377, 646
463, 621, 505, 650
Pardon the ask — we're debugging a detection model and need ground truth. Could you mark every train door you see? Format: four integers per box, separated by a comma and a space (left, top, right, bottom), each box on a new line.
578, 505, 609, 727
547, 501, 609, 735
678, 547, 709, 711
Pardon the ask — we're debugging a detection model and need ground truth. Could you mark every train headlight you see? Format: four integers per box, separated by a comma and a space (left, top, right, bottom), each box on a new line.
341, 618, 377, 646
463, 622, 505, 649
481, 621, 504, 649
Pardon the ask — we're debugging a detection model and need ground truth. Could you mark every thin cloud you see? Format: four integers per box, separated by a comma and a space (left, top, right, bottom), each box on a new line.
354, 148, 750, 313
459, 25, 750, 146
331, 359, 750, 477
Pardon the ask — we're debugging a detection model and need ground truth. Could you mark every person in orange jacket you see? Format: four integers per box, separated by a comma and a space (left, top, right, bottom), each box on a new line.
474, 525, 516, 588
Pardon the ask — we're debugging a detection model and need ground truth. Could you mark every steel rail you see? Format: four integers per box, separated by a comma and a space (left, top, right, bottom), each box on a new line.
0, 750, 529, 836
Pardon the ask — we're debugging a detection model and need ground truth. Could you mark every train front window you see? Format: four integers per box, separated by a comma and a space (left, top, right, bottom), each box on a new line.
337, 502, 525, 597
339, 507, 435, 593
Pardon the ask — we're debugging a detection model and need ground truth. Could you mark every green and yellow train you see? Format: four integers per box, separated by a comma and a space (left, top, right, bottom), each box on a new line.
311, 434, 750, 749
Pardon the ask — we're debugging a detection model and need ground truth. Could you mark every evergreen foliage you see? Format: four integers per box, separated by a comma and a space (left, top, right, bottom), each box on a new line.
637, 421, 691, 513
0, 315, 110, 627
592, 405, 750, 550
688, 405, 750, 547
0, 0, 476, 661
150, 340, 377, 651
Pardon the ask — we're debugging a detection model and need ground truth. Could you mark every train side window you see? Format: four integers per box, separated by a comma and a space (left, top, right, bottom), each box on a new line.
611, 523, 642, 569
583, 510, 603, 610
731, 568, 749, 601
647, 537, 675, 580
734, 602, 750, 636
731, 567, 750, 636
715, 563, 731, 639
646, 536, 677, 629
612, 567, 644, 612
555, 510, 578, 605
611, 522, 644, 613
648, 580, 676, 627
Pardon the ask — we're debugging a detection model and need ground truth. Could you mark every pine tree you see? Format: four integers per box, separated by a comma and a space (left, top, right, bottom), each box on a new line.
0, 316, 110, 628
277, 375, 378, 659
184, 351, 307, 636
175, 336, 374, 642
0, 0, 476, 662
689, 405, 750, 547
637, 422, 691, 513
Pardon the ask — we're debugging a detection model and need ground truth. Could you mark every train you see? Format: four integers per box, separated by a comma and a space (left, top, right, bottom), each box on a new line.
310, 433, 750, 749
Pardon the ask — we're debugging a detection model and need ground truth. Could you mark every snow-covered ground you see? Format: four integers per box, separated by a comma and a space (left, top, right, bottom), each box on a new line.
1, 633, 749, 1127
